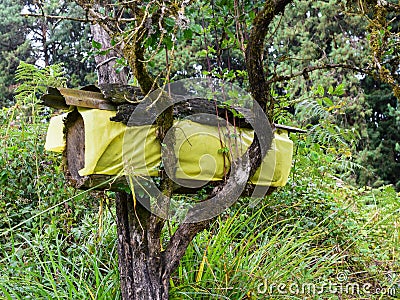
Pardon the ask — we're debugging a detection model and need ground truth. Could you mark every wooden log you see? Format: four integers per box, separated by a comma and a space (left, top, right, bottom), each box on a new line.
63, 108, 277, 195
63, 109, 127, 190
109, 98, 254, 129
44, 85, 304, 192
64, 109, 87, 188
98, 84, 144, 104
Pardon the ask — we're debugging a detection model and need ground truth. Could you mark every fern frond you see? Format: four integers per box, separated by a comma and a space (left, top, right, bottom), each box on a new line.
14, 62, 67, 104
331, 158, 366, 173
296, 98, 329, 121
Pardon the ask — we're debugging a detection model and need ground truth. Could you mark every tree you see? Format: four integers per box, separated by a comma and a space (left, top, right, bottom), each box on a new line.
23, 0, 96, 86
36, 0, 399, 298
0, 0, 96, 106
67, 0, 290, 298
0, 0, 33, 106
263, 0, 400, 189
358, 77, 400, 190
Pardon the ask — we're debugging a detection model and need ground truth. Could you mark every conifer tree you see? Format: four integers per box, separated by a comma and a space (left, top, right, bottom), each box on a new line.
0, 0, 33, 105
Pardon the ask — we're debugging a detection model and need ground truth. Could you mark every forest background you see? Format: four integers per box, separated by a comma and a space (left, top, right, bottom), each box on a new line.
0, 0, 399, 299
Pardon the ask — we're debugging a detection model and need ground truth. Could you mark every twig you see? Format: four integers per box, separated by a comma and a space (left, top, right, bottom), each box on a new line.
266, 63, 372, 85
21, 13, 92, 23
96, 56, 119, 69
21, 13, 137, 25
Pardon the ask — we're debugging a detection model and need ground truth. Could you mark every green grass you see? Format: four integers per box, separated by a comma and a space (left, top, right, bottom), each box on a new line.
168, 184, 400, 299
1, 62, 399, 299
0, 209, 120, 300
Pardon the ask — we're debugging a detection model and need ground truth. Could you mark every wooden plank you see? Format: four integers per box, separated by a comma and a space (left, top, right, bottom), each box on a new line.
41, 87, 69, 109
41, 87, 116, 110
59, 88, 116, 110
274, 123, 307, 133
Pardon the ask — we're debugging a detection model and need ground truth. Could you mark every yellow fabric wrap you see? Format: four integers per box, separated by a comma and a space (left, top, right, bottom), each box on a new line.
172, 120, 293, 186
44, 113, 67, 152
45, 108, 293, 187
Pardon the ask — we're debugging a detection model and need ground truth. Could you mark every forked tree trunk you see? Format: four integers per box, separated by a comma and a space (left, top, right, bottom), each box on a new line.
90, 24, 170, 299
86, 0, 293, 297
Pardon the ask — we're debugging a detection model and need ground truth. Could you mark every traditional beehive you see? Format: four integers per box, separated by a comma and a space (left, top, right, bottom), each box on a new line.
42, 84, 305, 193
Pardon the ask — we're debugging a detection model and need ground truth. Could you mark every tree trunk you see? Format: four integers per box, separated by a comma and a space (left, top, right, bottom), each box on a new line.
90, 24, 128, 84
90, 24, 175, 300
83, 1, 293, 298
115, 192, 168, 299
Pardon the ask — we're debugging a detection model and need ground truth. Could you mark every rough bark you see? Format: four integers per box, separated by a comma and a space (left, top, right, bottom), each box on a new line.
115, 192, 168, 299
245, 0, 293, 177
72, 1, 295, 299
90, 22, 172, 300
245, 0, 293, 113
90, 23, 167, 299
91, 24, 129, 84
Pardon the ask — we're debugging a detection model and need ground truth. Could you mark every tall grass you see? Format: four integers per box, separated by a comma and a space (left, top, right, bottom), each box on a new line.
0, 208, 120, 300
0, 63, 399, 299
170, 204, 344, 299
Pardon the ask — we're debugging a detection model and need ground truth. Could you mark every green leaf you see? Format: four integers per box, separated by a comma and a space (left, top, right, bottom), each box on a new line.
92, 40, 102, 50
218, 147, 229, 154
191, 24, 203, 34
197, 49, 208, 58
323, 97, 333, 107
310, 151, 320, 161
333, 83, 345, 96
328, 85, 334, 95
164, 17, 175, 28
207, 46, 216, 54
183, 29, 193, 40
316, 85, 325, 97
146, 34, 158, 49
163, 36, 173, 50
98, 49, 110, 56
115, 57, 127, 66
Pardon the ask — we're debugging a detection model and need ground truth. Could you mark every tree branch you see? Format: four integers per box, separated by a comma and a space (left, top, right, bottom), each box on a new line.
245, 0, 293, 113
21, 13, 91, 23
266, 63, 372, 85
95, 56, 118, 69
162, 220, 210, 279
21, 12, 137, 24
244, 0, 293, 184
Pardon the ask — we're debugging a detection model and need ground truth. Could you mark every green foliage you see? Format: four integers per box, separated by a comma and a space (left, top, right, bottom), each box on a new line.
0, 63, 65, 232
31, 0, 96, 87
0, 62, 117, 298
0, 0, 399, 298
0, 1, 96, 106
0, 62, 96, 246
14, 61, 67, 103
171, 207, 340, 299
145, 0, 251, 86
357, 77, 400, 190
0, 207, 120, 299
171, 181, 400, 299
0, 0, 33, 106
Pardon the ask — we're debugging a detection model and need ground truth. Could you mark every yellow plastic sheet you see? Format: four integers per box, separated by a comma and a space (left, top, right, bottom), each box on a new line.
44, 113, 67, 152
172, 120, 293, 186
45, 108, 293, 187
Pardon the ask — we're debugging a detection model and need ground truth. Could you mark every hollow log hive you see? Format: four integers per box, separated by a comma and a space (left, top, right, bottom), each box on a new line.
42, 84, 306, 194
